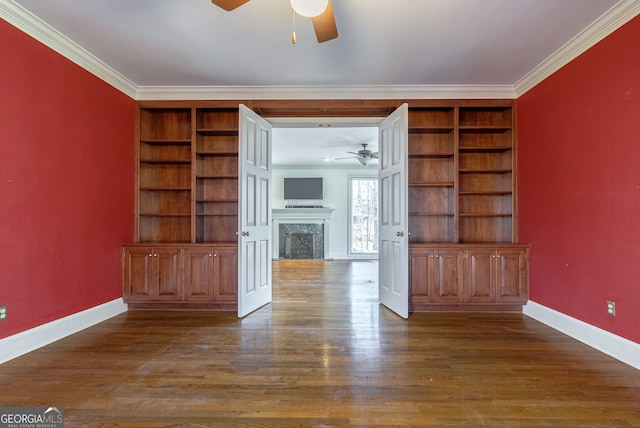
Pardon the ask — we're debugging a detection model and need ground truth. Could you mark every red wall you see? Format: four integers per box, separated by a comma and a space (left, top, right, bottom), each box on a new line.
0, 20, 135, 338
518, 15, 640, 343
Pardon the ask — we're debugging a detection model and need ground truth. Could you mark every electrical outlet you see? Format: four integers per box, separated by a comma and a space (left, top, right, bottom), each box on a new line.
607, 301, 616, 317
0, 306, 6, 321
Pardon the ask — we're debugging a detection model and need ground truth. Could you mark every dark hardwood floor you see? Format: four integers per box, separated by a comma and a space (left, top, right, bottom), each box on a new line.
1, 260, 639, 427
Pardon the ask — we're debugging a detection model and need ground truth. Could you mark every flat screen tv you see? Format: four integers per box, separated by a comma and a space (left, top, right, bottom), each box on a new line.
283, 177, 323, 200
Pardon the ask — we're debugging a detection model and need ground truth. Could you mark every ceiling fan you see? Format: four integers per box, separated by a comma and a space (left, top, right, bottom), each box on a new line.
211, 0, 338, 43
335, 143, 379, 165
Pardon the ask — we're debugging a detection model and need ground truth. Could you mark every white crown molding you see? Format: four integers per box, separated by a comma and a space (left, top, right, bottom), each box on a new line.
0, 299, 128, 364
134, 84, 516, 101
515, 0, 640, 97
523, 301, 640, 371
1, 0, 137, 98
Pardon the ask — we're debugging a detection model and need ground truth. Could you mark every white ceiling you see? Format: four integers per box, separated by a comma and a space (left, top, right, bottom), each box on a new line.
8, 0, 622, 87
3, 0, 637, 166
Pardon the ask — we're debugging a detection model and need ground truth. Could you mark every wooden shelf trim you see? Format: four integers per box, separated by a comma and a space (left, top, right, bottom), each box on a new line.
459, 213, 512, 217
459, 169, 512, 173
408, 182, 455, 187
196, 199, 238, 203
140, 159, 191, 164
459, 191, 512, 195
459, 125, 511, 131
459, 146, 512, 153
409, 126, 455, 134
140, 139, 191, 146
140, 187, 191, 191
140, 213, 191, 217
409, 153, 455, 158
409, 212, 455, 217
196, 175, 238, 179
196, 151, 238, 156
196, 128, 238, 136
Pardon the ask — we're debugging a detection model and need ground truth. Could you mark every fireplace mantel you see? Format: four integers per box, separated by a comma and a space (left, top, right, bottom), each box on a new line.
272, 208, 334, 221
272, 208, 334, 260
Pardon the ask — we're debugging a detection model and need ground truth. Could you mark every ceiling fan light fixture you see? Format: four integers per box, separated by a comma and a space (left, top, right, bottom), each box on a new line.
290, 0, 328, 17
358, 157, 370, 166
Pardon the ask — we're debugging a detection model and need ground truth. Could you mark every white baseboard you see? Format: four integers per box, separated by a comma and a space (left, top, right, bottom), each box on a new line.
0, 298, 127, 364
523, 300, 640, 370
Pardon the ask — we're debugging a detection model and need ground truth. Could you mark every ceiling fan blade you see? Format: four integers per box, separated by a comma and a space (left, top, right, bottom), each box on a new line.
334, 156, 357, 160
311, 0, 338, 43
211, 0, 250, 11
371, 152, 379, 159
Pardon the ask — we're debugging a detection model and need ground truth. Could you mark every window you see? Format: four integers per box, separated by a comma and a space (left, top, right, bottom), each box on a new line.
349, 177, 378, 254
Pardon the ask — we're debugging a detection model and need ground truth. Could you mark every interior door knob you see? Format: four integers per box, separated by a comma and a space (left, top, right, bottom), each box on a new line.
396, 231, 404, 237
242, 231, 250, 237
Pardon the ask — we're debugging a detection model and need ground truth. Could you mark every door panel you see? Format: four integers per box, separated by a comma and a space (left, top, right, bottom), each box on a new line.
466, 249, 495, 303
378, 104, 409, 318
246, 173, 256, 226
238, 105, 272, 317
433, 249, 464, 302
122, 247, 153, 301
496, 249, 528, 303
409, 251, 431, 303
184, 248, 214, 301
156, 248, 181, 300
215, 249, 238, 301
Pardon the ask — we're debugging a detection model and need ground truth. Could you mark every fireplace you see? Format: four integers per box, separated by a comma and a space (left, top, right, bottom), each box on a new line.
272, 208, 334, 260
280, 223, 323, 259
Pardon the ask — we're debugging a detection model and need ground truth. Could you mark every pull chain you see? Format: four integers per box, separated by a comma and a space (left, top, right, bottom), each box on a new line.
292, 9, 297, 44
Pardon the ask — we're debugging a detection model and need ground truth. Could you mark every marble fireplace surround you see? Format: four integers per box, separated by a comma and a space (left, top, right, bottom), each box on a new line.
272, 208, 334, 260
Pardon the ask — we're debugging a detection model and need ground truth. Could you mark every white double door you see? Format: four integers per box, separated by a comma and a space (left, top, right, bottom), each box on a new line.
237, 105, 273, 317
237, 104, 409, 319
378, 104, 409, 318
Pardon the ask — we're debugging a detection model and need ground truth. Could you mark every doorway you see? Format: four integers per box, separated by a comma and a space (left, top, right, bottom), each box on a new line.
271, 122, 380, 261
269, 121, 381, 307
239, 104, 409, 318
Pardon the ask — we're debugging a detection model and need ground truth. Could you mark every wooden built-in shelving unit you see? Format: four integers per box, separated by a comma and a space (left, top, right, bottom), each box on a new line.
406, 101, 527, 311
123, 99, 528, 312
124, 105, 240, 310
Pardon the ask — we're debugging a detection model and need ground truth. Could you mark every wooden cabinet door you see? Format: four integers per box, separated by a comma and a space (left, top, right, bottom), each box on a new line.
184, 247, 215, 301
155, 247, 182, 301
409, 249, 433, 305
432, 248, 464, 303
122, 247, 154, 301
495, 248, 528, 303
464, 249, 496, 303
214, 248, 238, 301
